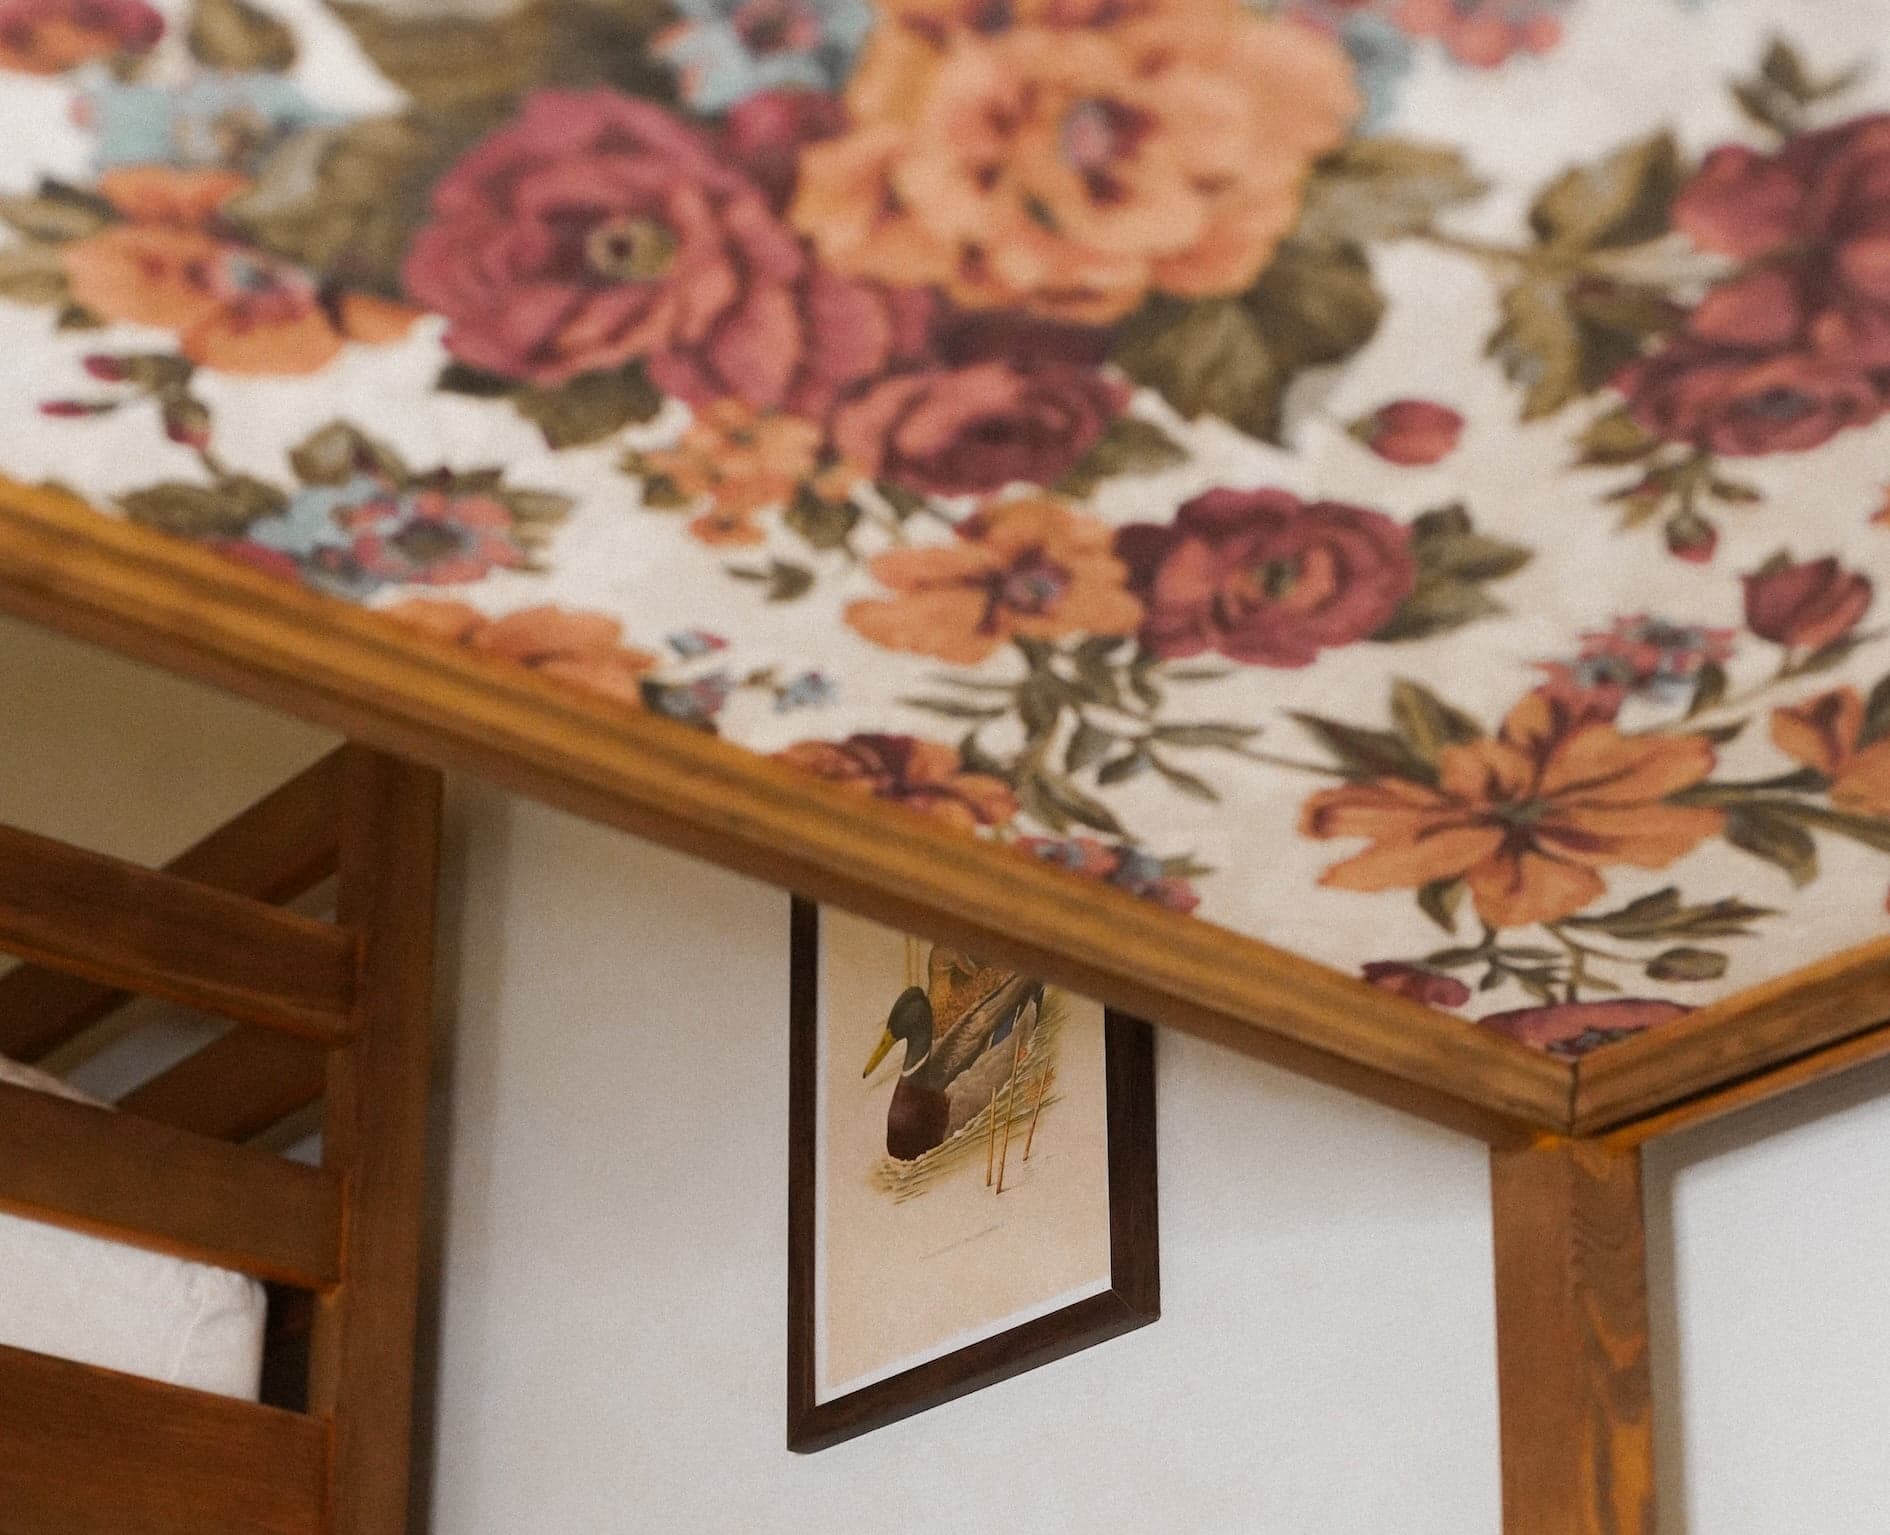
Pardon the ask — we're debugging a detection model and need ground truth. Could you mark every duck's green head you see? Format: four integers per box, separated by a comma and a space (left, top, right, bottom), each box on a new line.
862, 986, 933, 1078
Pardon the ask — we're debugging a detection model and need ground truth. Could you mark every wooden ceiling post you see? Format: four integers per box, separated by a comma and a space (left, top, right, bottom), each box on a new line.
1491, 1137, 1655, 1535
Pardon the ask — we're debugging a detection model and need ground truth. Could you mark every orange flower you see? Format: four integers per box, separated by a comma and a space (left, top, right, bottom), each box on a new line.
635, 400, 827, 547
792, 0, 1358, 322
0, 0, 162, 75
1772, 688, 1890, 816
387, 599, 659, 707
773, 733, 1018, 830
62, 167, 415, 377
845, 496, 1143, 664
1301, 691, 1725, 929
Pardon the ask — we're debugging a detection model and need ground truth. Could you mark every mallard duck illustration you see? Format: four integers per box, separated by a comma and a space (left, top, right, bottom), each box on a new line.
862, 946, 1045, 1162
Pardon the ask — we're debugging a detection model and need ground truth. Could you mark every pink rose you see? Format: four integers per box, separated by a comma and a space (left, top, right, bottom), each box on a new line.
1114, 488, 1415, 667
404, 90, 930, 413
1617, 343, 1885, 458
1361, 962, 1472, 1008
1350, 399, 1465, 466
720, 87, 847, 212
0, 0, 161, 73
1479, 998, 1690, 1058
1742, 554, 1874, 651
831, 361, 1128, 495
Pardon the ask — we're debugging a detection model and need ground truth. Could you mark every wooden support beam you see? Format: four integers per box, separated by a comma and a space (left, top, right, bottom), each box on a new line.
309, 747, 441, 1535
119, 1029, 329, 1143
0, 821, 355, 1044
1491, 1137, 1655, 1535
0, 1079, 341, 1287
0, 747, 344, 1061
0, 1342, 326, 1535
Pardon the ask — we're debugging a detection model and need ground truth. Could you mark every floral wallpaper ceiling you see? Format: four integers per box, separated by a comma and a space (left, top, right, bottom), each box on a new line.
1, 0, 1885, 1058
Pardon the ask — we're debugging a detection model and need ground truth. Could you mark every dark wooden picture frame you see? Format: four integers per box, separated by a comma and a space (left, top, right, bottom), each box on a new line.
787, 898, 1158, 1453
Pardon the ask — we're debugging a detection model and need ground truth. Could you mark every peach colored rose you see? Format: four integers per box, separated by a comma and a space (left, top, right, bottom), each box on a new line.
845, 495, 1143, 664
773, 733, 1018, 829
792, 0, 1358, 322
636, 399, 826, 546
1301, 690, 1724, 929
388, 599, 659, 707
1772, 688, 1890, 817
62, 168, 414, 377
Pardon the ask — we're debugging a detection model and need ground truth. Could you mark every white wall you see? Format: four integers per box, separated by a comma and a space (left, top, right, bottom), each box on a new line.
2, 611, 1883, 1533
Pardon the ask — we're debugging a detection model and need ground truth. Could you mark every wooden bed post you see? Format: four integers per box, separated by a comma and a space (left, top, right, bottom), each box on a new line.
309, 748, 442, 1535
1491, 1136, 1655, 1535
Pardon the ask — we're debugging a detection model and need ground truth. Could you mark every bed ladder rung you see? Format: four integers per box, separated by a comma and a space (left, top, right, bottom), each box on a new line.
0, 1079, 341, 1287
0, 821, 356, 1044
0, 1341, 327, 1535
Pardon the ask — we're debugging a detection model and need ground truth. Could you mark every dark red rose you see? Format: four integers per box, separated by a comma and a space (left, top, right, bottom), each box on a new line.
1361, 962, 1472, 1009
1479, 998, 1690, 1058
720, 88, 847, 212
0, 0, 161, 73
1676, 115, 1890, 373
1664, 511, 1718, 564
1350, 400, 1465, 466
1742, 554, 1874, 650
1114, 488, 1415, 667
1616, 342, 1885, 457
831, 361, 1127, 495
403, 90, 930, 411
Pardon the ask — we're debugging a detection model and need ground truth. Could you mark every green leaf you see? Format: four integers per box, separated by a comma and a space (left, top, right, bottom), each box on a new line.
1148, 722, 1258, 750
1772, 802, 1890, 855
1017, 674, 1068, 743
784, 485, 860, 551
187, 0, 296, 71
1025, 772, 1124, 835
54, 302, 103, 331
120, 477, 287, 539
1389, 679, 1484, 764
1149, 754, 1219, 803
1295, 138, 1487, 247
1575, 406, 1661, 467
727, 558, 813, 602
1686, 662, 1728, 720
1246, 240, 1386, 378
288, 421, 409, 486
439, 363, 517, 399
513, 365, 662, 450
1861, 675, 1890, 749
1488, 275, 1589, 421
1113, 297, 1286, 442
227, 116, 456, 296
1723, 804, 1818, 887
1646, 947, 1729, 983
1292, 713, 1434, 783
1064, 720, 1116, 774
1417, 877, 1465, 934
0, 242, 68, 306
1528, 133, 1682, 252
900, 696, 1008, 722
0, 182, 115, 244
1056, 415, 1188, 497
1097, 750, 1150, 786
1373, 577, 1505, 644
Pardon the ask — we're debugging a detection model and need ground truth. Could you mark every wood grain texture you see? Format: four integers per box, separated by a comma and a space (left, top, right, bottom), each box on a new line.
0, 747, 343, 1062
1572, 935, 1890, 1135
0, 478, 1571, 1142
1491, 1138, 1654, 1535
0, 1078, 340, 1286
119, 1027, 329, 1142
308, 747, 440, 1535
0, 820, 355, 1043
786, 900, 1159, 1453
0, 1342, 326, 1535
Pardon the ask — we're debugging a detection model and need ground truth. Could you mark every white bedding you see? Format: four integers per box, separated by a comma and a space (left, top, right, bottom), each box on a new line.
0, 1054, 268, 1400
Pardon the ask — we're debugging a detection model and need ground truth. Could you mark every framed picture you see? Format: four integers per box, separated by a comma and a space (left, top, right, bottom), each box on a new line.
787, 899, 1158, 1453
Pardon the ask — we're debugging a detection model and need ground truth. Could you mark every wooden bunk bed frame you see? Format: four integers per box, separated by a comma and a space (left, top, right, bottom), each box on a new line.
0, 744, 439, 1535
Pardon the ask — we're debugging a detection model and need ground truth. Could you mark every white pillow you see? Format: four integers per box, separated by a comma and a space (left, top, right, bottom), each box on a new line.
0, 1054, 268, 1400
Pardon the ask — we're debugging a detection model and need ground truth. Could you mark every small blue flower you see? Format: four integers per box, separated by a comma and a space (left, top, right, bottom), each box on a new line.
644, 671, 734, 728
774, 670, 836, 711
654, 0, 872, 112
83, 73, 336, 175
668, 628, 730, 659
247, 476, 384, 563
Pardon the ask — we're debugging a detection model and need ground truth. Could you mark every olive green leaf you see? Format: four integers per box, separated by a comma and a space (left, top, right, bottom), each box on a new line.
1685, 661, 1729, 719
1861, 675, 1890, 749
188, 0, 296, 71
1565, 888, 1773, 940
1296, 138, 1487, 248
0, 182, 116, 245
1723, 804, 1818, 887
1292, 712, 1435, 784
726, 558, 814, 602
784, 485, 860, 551
1390, 679, 1484, 765
1645, 947, 1730, 983
288, 421, 410, 486
1417, 877, 1465, 935
512, 365, 663, 450
1056, 416, 1187, 497
1373, 505, 1531, 644
1528, 133, 1682, 253
0, 242, 70, 307
226, 117, 455, 296
1574, 406, 1661, 467
1064, 720, 1117, 775
119, 477, 288, 539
